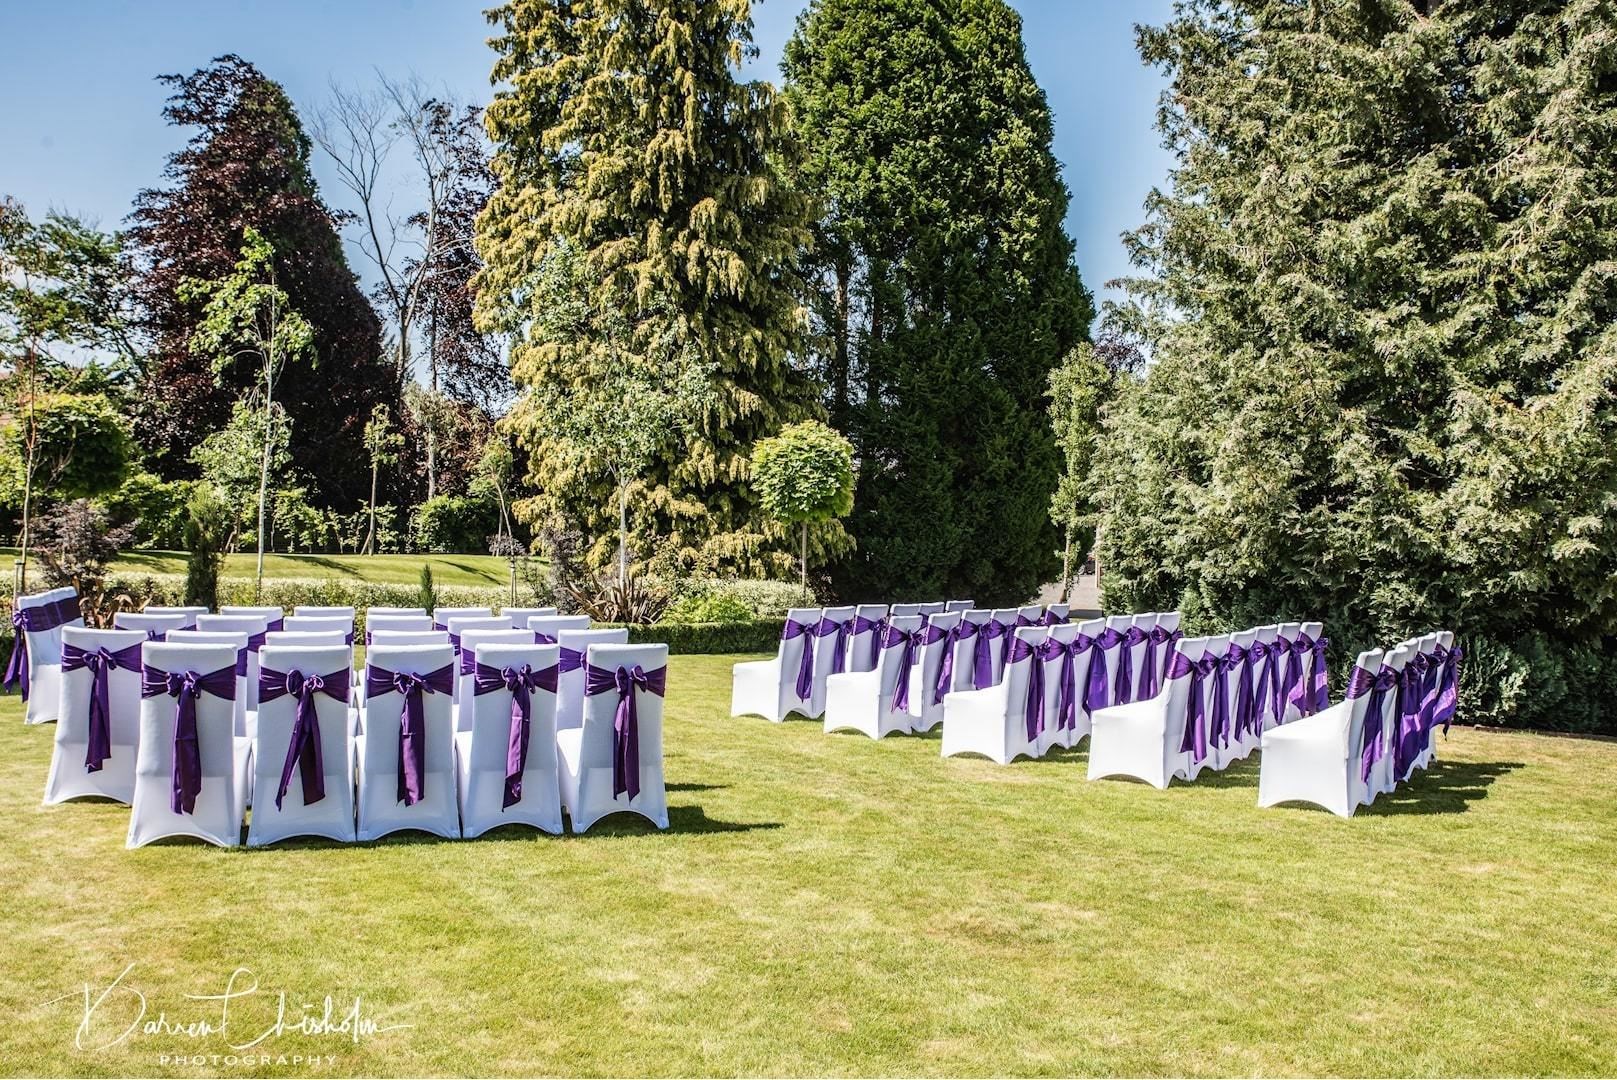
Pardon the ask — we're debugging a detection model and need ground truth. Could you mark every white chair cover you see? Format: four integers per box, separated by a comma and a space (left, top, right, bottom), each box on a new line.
946, 599, 975, 612
284, 615, 354, 639
556, 628, 632, 730
126, 642, 250, 848
729, 606, 819, 723
905, 610, 962, 733
456, 641, 563, 837
11, 586, 81, 724
1087, 635, 1205, 788
367, 606, 428, 616
355, 643, 460, 841
432, 607, 494, 630
44, 627, 147, 804
1259, 649, 1385, 817
502, 607, 558, 629
557, 642, 669, 833
529, 614, 592, 641
1035, 621, 1079, 755
890, 603, 925, 617
1064, 617, 1106, 749
1214, 627, 1262, 768
164, 630, 250, 739
824, 615, 924, 740
265, 631, 348, 648
195, 614, 271, 710
940, 624, 1048, 763
844, 604, 889, 673
143, 605, 208, 625
248, 644, 358, 846
113, 612, 192, 638
455, 629, 543, 730
294, 605, 356, 620
364, 614, 434, 640
367, 630, 450, 646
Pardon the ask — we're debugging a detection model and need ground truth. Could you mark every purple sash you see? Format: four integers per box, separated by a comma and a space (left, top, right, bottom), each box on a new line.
1350, 665, 1395, 783
1248, 641, 1274, 729
1178, 654, 1218, 763
1040, 609, 1068, 627
972, 620, 1006, 689
1027, 639, 1067, 741
1001, 613, 1035, 667
1226, 642, 1254, 741
473, 661, 559, 808
583, 662, 667, 800
365, 663, 455, 806
259, 665, 350, 811
1114, 625, 1146, 705
884, 624, 922, 713
61, 640, 143, 772
1084, 627, 1122, 718
140, 663, 237, 814
1001, 637, 1041, 740
1051, 638, 1079, 731
932, 621, 977, 705
1279, 633, 1313, 720
1269, 635, 1293, 721
865, 615, 890, 668
558, 646, 585, 673
5, 595, 81, 700
1418, 648, 1444, 736
1139, 626, 1169, 700
1433, 645, 1462, 731
532, 630, 557, 645
1208, 650, 1232, 749
1392, 661, 1425, 778
1305, 637, 1330, 715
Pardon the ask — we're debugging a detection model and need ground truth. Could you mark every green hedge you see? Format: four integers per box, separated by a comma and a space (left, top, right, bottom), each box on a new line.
598, 618, 786, 654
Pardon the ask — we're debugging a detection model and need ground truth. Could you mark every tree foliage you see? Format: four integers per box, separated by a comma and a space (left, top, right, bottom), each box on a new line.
1096, 0, 1617, 732
0, 392, 131, 505
1047, 343, 1114, 589
783, 0, 1093, 604
751, 420, 855, 526
477, 0, 817, 577
127, 54, 393, 507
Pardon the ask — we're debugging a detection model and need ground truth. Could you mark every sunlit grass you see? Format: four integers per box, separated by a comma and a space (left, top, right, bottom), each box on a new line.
100, 549, 519, 587
1, 654, 1613, 1076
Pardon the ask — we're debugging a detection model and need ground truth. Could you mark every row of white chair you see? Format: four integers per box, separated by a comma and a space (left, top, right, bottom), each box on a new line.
1259, 630, 1459, 816
43, 638, 670, 846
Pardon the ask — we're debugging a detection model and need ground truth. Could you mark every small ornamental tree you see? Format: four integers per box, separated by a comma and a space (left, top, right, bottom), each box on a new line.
182, 227, 315, 600
360, 404, 403, 556
1047, 344, 1115, 600
751, 421, 856, 595
183, 486, 230, 610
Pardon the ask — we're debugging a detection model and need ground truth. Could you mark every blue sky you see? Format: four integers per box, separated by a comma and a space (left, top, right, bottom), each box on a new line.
0, 1, 1175, 315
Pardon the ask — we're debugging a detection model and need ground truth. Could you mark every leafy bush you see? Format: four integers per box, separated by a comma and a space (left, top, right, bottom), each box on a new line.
597, 618, 787, 654
661, 590, 754, 624
0, 391, 132, 504
412, 494, 500, 554
417, 564, 436, 617
103, 471, 195, 549
183, 488, 231, 609
663, 577, 805, 619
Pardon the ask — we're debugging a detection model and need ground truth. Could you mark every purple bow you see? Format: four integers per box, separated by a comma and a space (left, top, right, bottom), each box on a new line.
558, 646, 585, 674
1177, 653, 1219, 764
1269, 636, 1293, 722
883, 624, 922, 713
1392, 657, 1430, 778
473, 661, 560, 808
259, 666, 350, 811
1433, 645, 1463, 731
1114, 625, 1146, 705
1208, 651, 1233, 750
141, 663, 237, 815
1279, 633, 1315, 720
1001, 613, 1035, 668
1226, 642, 1254, 742
1139, 626, 1170, 700
933, 621, 978, 705
1083, 628, 1122, 718
1354, 666, 1397, 783
365, 663, 455, 806
972, 620, 1007, 689
1418, 647, 1445, 737
1026, 639, 1068, 741
62, 641, 143, 772
865, 615, 890, 667
584, 662, 667, 801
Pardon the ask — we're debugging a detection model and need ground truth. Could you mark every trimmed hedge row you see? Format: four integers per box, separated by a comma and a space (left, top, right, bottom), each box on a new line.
599, 619, 786, 654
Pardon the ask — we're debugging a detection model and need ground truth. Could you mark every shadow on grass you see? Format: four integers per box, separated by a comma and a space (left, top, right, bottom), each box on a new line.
443, 559, 502, 584
1359, 759, 1523, 816
666, 782, 728, 792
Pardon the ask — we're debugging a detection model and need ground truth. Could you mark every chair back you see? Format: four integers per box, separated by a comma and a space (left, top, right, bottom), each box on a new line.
576, 643, 668, 772
1161, 635, 1208, 757
874, 615, 925, 699
294, 605, 356, 620
365, 614, 433, 640
59, 626, 146, 758
946, 600, 974, 612
162, 630, 250, 734
457, 628, 546, 722
143, 605, 207, 625
909, 610, 962, 722
360, 643, 456, 786
134, 642, 241, 832
1004, 625, 1051, 733
284, 616, 353, 639
114, 612, 191, 637
462, 641, 560, 772
367, 607, 427, 617
502, 607, 558, 629
265, 631, 348, 648
847, 604, 889, 673
529, 614, 592, 642
368, 630, 450, 647
557, 627, 633, 730
432, 606, 494, 630
916, 602, 946, 616
1344, 648, 1385, 770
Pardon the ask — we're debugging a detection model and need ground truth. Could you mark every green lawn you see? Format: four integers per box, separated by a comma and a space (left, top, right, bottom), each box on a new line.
2, 654, 1614, 1076
103, 549, 517, 587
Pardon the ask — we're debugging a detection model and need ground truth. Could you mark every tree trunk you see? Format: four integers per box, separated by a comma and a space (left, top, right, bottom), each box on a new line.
425, 301, 438, 501
361, 461, 378, 556
617, 482, 629, 591
832, 258, 851, 423
801, 522, 809, 600
256, 364, 274, 603
1059, 529, 1072, 603
16, 341, 37, 595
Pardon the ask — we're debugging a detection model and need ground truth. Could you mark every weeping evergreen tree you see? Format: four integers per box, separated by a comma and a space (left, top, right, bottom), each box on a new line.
475, 0, 819, 578
783, 0, 1092, 604
1093, 0, 1617, 732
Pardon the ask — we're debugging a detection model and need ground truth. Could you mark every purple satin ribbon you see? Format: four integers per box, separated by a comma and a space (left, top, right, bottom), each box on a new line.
933, 621, 978, 705
533, 631, 558, 645
1227, 642, 1254, 742
1001, 613, 1035, 668
1269, 636, 1293, 722
5, 596, 81, 700
884, 624, 922, 713
1027, 638, 1067, 741
365, 663, 455, 806
259, 665, 350, 811
782, 618, 842, 701
1306, 637, 1331, 715
1178, 654, 1219, 764
1083, 628, 1122, 718
1348, 664, 1395, 783
1279, 633, 1315, 720
558, 646, 584, 673
141, 663, 237, 815
584, 662, 667, 801
1418, 648, 1444, 736
1392, 661, 1425, 778
972, 620, 1006, 689
473, 661, 559, 808
1139, 626, 1169, 700
1052, 638, 1078, 731
1248, 641, 1275, 729
1433, 645, 1463, 731
1207, 651, 1232, 750
62, 641, 143, 772
1114, 625, 1146, 705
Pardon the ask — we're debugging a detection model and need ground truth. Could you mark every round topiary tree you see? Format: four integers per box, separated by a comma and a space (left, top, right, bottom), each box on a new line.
751, 421, 855, 596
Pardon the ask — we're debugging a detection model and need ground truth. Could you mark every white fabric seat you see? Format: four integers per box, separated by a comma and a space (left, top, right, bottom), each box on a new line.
824, 615, 924, 739
44, 627, 147, 805
127, 642, 251, 848
248, 644, 358, 846
455, 628, 544, 731
355, 643, 460, 841
456, 641, 563, 837
730, 606, 820, 723
905, 610, 962, 733
556, 628, 631, 730
940, 624, 1049, 763
557, 642, 669, 833
1259, 649, 1386, 817
1087, 636, 1204, 788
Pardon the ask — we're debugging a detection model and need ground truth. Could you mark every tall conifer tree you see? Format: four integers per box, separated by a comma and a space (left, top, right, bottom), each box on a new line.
476, 0, 817, 577
1094, 0, 1617, 730
783, 0, 1092, 604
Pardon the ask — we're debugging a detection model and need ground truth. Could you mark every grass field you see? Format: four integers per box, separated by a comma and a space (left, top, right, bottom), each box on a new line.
102, 549, 517, 587
2, 654, 1615, 1076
